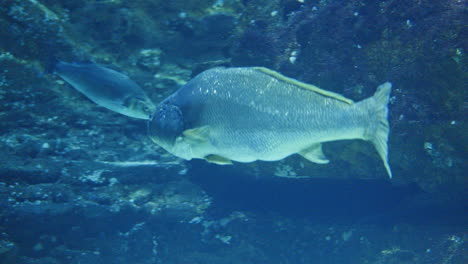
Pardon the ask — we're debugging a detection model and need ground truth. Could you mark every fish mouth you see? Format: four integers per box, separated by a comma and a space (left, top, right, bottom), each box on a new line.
122, 95, 156, 120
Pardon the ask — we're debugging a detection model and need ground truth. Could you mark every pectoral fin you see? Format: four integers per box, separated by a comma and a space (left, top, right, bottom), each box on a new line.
204, 155, 233, 165
182, 126, 210, 143
299, 143, 329, 164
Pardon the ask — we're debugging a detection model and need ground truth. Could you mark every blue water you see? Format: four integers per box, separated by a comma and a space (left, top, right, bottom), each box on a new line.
0, 0, 466, 263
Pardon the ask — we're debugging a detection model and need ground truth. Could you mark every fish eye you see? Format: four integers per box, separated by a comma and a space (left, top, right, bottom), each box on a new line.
142, 105, 152, 115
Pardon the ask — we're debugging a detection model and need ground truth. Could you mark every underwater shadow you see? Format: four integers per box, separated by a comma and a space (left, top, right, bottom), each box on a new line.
188, 161, 466, 226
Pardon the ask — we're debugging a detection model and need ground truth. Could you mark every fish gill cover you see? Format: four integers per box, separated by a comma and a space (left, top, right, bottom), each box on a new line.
0, 0, 466, 264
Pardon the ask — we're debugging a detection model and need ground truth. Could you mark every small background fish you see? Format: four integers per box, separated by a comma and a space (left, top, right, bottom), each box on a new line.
53, 61, 156, 120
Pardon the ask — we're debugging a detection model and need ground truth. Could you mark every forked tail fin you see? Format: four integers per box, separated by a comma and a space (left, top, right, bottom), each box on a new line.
364, 82, 392, 178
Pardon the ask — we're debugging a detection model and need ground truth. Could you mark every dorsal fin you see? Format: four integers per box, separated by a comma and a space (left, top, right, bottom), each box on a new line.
253, 67, 354, 104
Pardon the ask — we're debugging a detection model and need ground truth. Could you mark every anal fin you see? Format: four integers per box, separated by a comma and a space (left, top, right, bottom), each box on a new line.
299, 143, 329, 164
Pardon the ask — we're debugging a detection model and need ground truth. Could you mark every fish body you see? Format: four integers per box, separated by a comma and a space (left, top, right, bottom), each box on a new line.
149, 67, 392, 178
54, 61, 155, 119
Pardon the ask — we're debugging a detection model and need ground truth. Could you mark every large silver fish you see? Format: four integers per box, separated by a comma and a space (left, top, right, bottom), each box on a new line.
54, 61, 155, 119
149, 67, 392, 178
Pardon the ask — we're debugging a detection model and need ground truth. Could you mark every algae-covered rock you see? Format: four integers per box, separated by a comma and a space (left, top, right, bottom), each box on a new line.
0, 0, 466, 263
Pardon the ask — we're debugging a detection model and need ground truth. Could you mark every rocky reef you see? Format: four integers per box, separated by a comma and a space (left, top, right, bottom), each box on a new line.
0, 0, 466, 263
